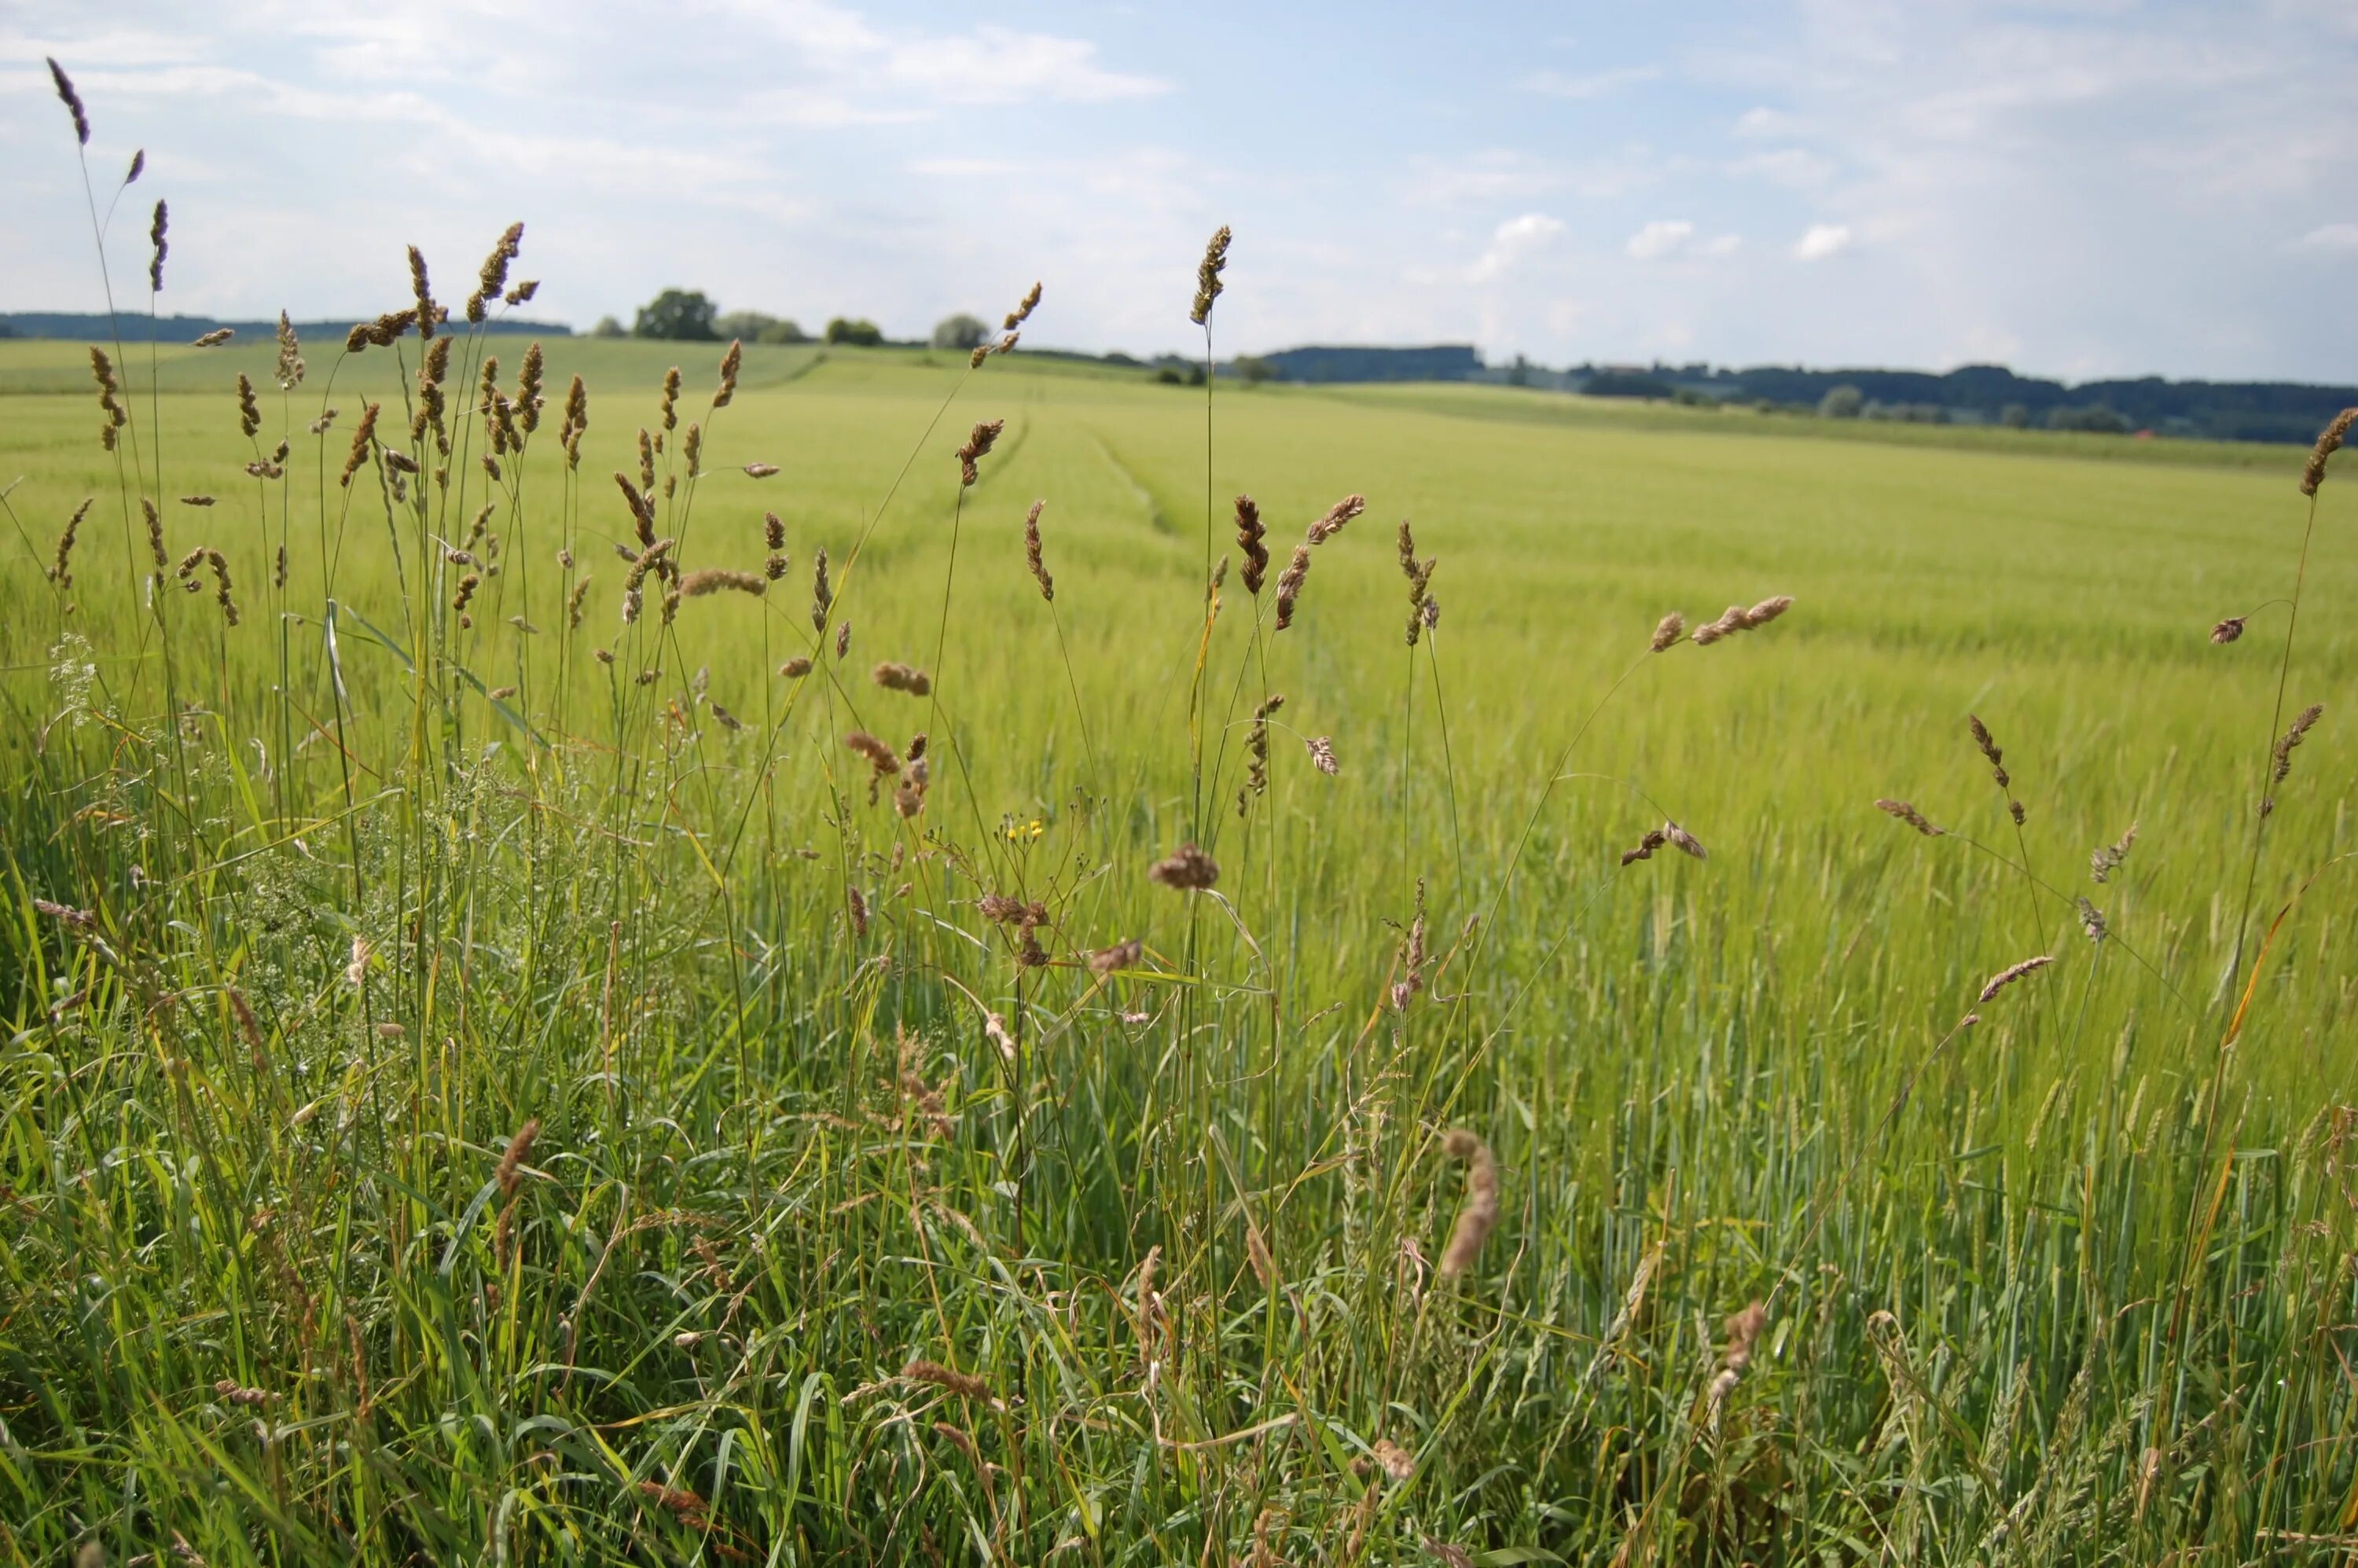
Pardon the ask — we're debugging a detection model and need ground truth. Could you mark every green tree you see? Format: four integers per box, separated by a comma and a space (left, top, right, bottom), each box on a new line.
825, 317, 884, 347
2000, 402, 2031, 429
633, 289, 720, 342
755, 319, 809, 346
714, 310, 784, 342
1232, 354, 1277, 387
931, 313, 988, 351
589, 315, 626, 339
1817, 384, 1864, 419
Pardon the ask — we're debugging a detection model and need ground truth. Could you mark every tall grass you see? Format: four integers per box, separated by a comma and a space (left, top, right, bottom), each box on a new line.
1, 61, 2354, 1566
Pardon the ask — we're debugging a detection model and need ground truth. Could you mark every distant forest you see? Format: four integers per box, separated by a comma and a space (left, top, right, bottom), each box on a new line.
1272, 345, 2356, 445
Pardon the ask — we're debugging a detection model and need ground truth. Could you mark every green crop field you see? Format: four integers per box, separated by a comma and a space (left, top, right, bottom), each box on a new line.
1, 302, 2354, 1566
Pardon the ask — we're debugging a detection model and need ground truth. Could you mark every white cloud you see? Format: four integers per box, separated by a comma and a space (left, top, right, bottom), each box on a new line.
1626, 219, 1694, 260
2295, 222, 2358, 253
1791, 223, 1853, 261
1520, 64, 1662, 100
1467, 213, 1565, 281
1626, 220, 1739, 262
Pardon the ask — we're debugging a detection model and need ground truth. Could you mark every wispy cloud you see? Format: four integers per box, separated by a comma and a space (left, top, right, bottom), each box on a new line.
2294, 222, 2358, 254
1467, 214, 1565, 282
1791, 223, 1853, 262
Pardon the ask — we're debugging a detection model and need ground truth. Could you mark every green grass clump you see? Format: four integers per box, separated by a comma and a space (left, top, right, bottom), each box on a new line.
2, 84, 2356, 1566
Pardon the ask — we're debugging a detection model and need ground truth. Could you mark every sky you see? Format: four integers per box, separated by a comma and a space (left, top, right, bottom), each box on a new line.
4, 0, 2356, 383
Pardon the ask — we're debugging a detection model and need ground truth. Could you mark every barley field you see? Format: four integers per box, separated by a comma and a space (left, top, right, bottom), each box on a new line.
2, 200, 2356, 1564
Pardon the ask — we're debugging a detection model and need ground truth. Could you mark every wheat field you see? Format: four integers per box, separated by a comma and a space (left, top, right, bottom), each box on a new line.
2, 122, 2356, 1564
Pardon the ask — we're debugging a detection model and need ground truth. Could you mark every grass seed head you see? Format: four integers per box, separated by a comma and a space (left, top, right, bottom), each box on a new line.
48, 57, 90, 145
1978, 954, 2055, 1003
1190, 225, 1232, 325
1148, 843, 1218, 890
1024, 500, 1054, 601
2210, 616, 2245, 644
955, 419, 1005, 487
679, 567, 765, 599
872, 661, 931, 696
1651, 612, 1684, 652
1438, 1129, 1499, 1280
1876, 798, 1943, 836
2300, 407, 2357, 497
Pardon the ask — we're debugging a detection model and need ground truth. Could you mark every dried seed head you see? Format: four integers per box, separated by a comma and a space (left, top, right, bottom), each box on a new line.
49, 498, 92, 588
779, 656, 812, 678
468, 221, 524, 325
2264, 703, 2325, 816
1650, 612, 1684, 652
954, 418, 1005, 487
872, 660, 931, 696
902, 1358, 990, 1401
1273, 545, 1313, 630
1189, 224, 1232, 325
235, 373, 261, 438
193, 328, 233, 347
1619, 827, 1668, 865
1306, 493, 1365, 545
340, 402, 380, 488
1088, 938, 1141, 976
1438, 1129, 1499, 1280
2089, 823, 2136, 884
148, 200, 167, 292
48, 57, 90, 145
2210, 616, 2246, 644
2076, 896, 2109, 944
496, 1119, 539, 1198
1663, 821, 1706, 860
273, 311, 305, 390
713, 339, 742, 409
1148, 843, 1218, 890
1875, 798, 1942, 836
1977, 954, 2054, 1003
2300, 407, 2356, 498
1005, 281, 1042, 331
407, 244, 435, 339
678, 567, 766, 598
516, 341, 544, 434
1306, 735, 1338, 776
1023, 499, 1054, 601
836, 621, 852, 659
1233, 495, 1269, 593
810, 545, 832, 631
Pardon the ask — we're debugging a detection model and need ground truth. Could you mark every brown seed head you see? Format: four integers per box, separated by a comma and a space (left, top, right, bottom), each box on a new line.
1438, 1128, 1499, 1280
1148, 842, 1218, 890
1189, 224, 1232, 325
2210, 616, 2246, 645
1233, 494, 1268, 593
1023, 499, 1054, 601
1273, 545, 1313, 630
1005, 281, 1043, 331
1875, 798, 1942, 836
902, 1358, 990, 1401
679, 567, 766, 598
1651, 611, 1684, 652
714, 339, 742, 409
1306, 493, 1365, 545
2300, 407, 2357, 497
496, 1119, 538, 1198
872, 660, 932, 696
1977, 954, 2055, 1003
954, 418, 1005, 487
193, 328, 233, 347
1088, 938, 1142, 976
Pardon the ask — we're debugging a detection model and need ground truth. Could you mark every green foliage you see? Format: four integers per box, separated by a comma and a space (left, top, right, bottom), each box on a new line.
825, 315, 884, 347
1232, 353, 1277, 386
1818, 383, 1865, 418
715, 308, 806, 345
930, 312, 988, 351
588, 314, 625, 338
633, 287, 720, 341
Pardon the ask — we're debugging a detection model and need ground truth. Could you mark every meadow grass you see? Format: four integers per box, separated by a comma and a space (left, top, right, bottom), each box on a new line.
1, 97, 2355, 1564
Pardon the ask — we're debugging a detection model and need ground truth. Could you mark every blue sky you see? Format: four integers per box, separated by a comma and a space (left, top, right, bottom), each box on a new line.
5, 0, 2356, 381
